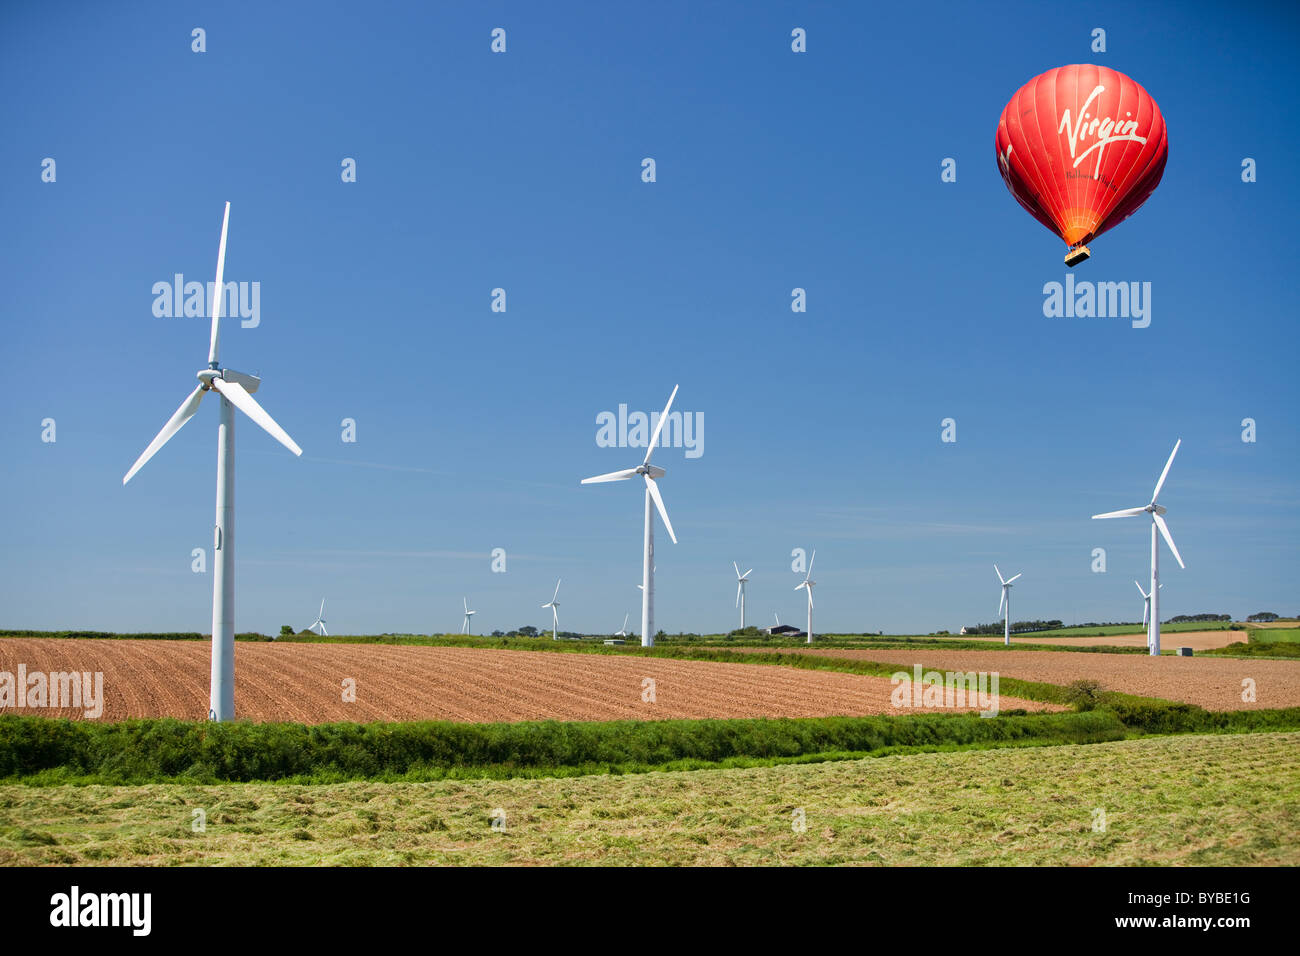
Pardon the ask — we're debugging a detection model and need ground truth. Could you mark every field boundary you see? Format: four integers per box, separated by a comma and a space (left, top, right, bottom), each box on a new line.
3, 705, 1298, 786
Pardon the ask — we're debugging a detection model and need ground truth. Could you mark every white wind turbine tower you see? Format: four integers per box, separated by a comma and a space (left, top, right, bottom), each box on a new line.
461, 597, 477, 635
122, 202, 302, 722
1092, 440, 1185, 656
582, 385, 681, 648
994, 565, 1022, 646
308, 599, 328, 637
1135, 580, 1162, 651
541, 579, 561, 640
794, 549, 816, 644
615, 613, 630, 638
734, 561, 753, 629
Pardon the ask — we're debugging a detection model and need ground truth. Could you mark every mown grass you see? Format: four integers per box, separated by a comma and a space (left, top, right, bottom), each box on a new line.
2, 731, 1294, 866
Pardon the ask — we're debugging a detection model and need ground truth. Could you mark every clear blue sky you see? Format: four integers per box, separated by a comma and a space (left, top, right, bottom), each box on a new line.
2, 1, 1296, 636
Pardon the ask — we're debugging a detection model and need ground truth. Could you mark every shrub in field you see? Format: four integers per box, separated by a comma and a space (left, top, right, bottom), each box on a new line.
1064, 679, 1105, 711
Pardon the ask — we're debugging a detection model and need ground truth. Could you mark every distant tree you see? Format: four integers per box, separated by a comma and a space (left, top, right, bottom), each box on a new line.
279, 625, 294, 637
518, 625, 539, 637
491, 629, 505, 637
1247, 612, 1279, 622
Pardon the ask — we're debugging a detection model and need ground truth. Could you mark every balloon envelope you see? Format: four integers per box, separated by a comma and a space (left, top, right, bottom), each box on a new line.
996, 64, 1168, 256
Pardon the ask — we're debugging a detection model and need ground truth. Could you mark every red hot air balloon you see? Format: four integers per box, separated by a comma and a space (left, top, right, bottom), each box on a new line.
996, 64, 1168, 266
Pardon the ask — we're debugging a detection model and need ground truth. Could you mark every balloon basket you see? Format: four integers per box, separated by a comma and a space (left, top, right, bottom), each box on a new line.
1064, 245, 1091, 267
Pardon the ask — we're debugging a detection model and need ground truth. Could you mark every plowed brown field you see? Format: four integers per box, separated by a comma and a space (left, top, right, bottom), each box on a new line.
0, 639, 1053, 723
760, 647, 1300, 711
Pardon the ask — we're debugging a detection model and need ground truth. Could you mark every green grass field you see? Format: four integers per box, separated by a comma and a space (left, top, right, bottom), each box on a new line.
2, 731, 1294, 866
1248, 627, 1300, 644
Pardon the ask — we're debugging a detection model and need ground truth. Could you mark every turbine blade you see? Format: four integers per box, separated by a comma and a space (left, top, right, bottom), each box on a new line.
1005, 573, 1022, 585
743, 568, 753, 579
736, 581, 742, 607
806, 549, 816, 579
994, 564, 1005, 585
553, 579, 562, 601
998, 590, 1005, 616
645, 475, 676, 544
122, 383, 208, 484
643, 384, 679, 466
807, 588, 814, 610
1091, 507, 1146, 520
1153, 513, 1185, 569
733, 561, 741, 579
1152, 439, 1181, 503
1143, 601, 1149, 626
795, 582, 806, 591
581, 467, 638, 484
210, 377, 302, 456
207, 201, 231, 367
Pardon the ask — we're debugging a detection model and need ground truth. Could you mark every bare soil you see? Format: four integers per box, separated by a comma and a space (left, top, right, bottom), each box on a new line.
0, 639, 1052, 723
770, 647, 1300, 710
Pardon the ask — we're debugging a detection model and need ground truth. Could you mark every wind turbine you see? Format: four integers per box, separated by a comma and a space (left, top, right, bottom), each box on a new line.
582, 385, 681, 648
994, 565, 1022, 645
541, 579, 561, 640
1092, 440, 1185, 656
794, 549, 816, 644
734, 561, 753, 629
122, 202, 302, 722
1135, 580, 1163, 651
308, 599, 328, 637
461, 597, 477, 635
614, 613, 630, 638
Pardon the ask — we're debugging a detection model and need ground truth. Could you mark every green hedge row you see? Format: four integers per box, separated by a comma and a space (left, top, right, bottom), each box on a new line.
0, 711, 1128, 784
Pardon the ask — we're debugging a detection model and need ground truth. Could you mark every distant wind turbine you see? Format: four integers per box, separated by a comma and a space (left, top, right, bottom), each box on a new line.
1092, 440, 1186, 655
734, 562, 753, 629
541, 579, 561, 640
582, 385, 682, 648
122, 202, 302, 722
615, 613, 630, 638
308, 599, 328, 637
461, 597, 477, 635
994, 565, 1022, 645
794, 549, 816, 644
1135, 580, 1163, 651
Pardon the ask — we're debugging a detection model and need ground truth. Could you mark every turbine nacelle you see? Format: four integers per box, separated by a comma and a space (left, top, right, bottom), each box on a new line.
198, 368, 261, 393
